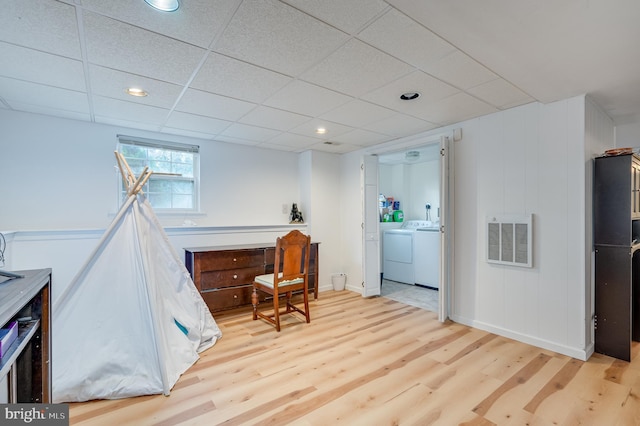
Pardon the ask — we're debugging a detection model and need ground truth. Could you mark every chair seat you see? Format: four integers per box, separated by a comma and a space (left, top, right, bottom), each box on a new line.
254, 273, 304, 288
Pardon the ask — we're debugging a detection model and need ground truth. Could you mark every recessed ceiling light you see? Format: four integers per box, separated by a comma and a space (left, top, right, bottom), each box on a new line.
316, 127, 327, 135
400, 92, 420, 101
125, 88, 148, 97
144, 0, 180, 12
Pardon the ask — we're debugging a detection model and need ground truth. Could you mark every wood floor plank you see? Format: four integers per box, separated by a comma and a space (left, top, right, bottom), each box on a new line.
473, 353, 552, 416
67, 291, 640, 425
523, 357, 583, 413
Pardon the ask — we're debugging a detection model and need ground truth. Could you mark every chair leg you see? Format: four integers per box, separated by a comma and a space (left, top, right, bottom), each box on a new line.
285, 291, 293, 313
273, 293, 281, 332
251, 286, 258, 320
303, 288, 310, 323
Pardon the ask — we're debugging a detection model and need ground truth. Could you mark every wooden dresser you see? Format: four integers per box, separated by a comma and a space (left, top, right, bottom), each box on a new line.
185, 242, 319, 313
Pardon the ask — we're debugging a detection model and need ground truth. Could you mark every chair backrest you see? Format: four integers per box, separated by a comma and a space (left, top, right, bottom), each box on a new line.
274, 230, 311, 285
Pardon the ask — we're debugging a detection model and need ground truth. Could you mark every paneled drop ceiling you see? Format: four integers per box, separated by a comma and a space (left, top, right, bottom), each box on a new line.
0, 0, 638, 153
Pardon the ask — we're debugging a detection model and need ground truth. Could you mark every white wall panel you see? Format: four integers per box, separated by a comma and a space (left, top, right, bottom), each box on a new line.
566, 96, 586, 349
536, 100, 570, 346
523, 104, 541, 339
476, 111, 506, 327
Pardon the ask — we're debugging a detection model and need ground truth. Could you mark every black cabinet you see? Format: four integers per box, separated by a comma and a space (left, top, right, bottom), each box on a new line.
594, 153, 640, 361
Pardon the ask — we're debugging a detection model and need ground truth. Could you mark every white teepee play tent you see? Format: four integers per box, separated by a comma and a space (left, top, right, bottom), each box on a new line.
52, 153, 222, 403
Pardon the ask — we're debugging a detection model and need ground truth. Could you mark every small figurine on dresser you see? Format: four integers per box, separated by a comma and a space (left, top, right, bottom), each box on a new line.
289, 203, 304, 223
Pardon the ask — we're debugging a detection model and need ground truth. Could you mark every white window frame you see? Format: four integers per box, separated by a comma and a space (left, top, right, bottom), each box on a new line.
116, 135, 200, 213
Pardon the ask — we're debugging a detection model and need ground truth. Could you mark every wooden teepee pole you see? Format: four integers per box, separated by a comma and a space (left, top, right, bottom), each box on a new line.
114, 151, 153, 196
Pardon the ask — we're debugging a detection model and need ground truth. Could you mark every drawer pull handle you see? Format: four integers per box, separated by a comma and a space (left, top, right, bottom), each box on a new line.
233, 258, 237, 262
233, 295, 238, 299
233, 274, 238, 279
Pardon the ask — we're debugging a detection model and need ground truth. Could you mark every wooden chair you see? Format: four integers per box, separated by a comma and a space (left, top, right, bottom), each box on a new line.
252, 230, 311, 331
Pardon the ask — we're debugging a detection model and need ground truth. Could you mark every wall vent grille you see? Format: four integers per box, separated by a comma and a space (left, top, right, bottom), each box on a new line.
487, 214, 532, 268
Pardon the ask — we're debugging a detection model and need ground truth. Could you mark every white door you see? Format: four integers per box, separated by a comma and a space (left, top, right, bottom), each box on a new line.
439, 135, 453, 322
362, 154, 381, 297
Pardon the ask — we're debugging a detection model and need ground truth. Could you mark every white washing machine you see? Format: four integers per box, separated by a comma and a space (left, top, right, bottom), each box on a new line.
383, 220, 433, 284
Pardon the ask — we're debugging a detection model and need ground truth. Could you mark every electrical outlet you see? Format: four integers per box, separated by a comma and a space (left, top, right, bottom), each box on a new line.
282, 204, 288, 214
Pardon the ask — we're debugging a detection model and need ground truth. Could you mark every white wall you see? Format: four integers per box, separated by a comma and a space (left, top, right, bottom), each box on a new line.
299, 150, 343, 291
406, 160, 439, 221
340, 95, 613, 360
339, 151, 365, 292
379, 161, 439, 222
615, 120, 640, 149
0, 109, 299, 230
0, 109, 341, 301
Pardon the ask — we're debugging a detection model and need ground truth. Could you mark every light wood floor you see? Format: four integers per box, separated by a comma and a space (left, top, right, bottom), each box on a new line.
68, 290, 640, 425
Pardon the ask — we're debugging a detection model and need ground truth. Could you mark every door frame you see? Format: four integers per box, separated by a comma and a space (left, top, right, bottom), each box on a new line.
362, 131, 455, 322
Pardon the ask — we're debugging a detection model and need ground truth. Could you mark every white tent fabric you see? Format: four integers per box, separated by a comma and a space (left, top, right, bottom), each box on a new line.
52, 193, 222, 402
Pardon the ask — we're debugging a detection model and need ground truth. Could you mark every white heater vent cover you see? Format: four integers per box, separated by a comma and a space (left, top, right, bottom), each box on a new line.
487, 214, 532, 268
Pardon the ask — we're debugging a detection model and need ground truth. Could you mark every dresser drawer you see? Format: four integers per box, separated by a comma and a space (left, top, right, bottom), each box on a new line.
200, 287, 265, 312
200, 266, 264, 290
196, 249, 264, 271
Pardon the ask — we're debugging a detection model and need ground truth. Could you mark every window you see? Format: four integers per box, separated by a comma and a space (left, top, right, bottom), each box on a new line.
117, 136, 199, 211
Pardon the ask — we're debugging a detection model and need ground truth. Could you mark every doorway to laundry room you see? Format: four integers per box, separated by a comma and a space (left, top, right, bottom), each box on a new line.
378, 142, 441, 314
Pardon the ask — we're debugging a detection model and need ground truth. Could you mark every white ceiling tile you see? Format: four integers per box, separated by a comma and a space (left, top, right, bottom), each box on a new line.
175, 89, 257, 121
1, 0, 81, 58
423, 51, 498, 90
254, 142, 299, 152
220, 123, 282, 142
89, 65, 183, 108
282, 0, 389, 34
164, 111, 231, 134
264, 80, 352, 117
420, 92, 498, 125
290, 118, 353, 139
5, 101, 90, 122
467, 78, 534, 109
362, 70, 459, 115
93, 96, 170, 124
0, 77, 89, 114
95, 115, 162, 132
366, 114, 437, 137
267, 132, 320, 148
239, 106, 311, 131
0, 43, 85, 91
83, 12, 205, 84
81, 0, 238, 48
307, 141, 359, 154
191, 53, 292, 103
160, 127, 217, 140
301, 39, 414, 97
331, 128, 389, 146
213, 0, 348, 76
358, 9, 456, 70
320, 100, 396, 127
213, 134, 261, 147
